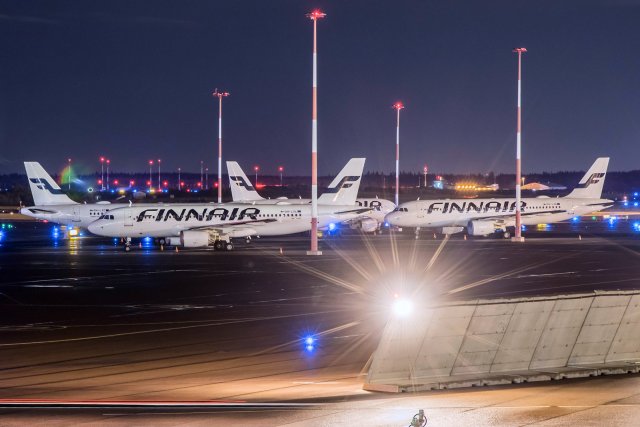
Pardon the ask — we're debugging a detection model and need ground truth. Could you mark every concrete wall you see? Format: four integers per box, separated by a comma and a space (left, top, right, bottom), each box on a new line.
366, 291, 640, 392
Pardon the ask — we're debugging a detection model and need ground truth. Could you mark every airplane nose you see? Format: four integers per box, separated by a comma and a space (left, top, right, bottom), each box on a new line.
87, 222, 101, 235
384, 213, 400, 225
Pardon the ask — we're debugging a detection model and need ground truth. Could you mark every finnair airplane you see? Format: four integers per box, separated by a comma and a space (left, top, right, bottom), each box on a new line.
88, 158, 370, 250
227, 160, 395, 233
20, 162, 115, 228
385, 157, 612, 237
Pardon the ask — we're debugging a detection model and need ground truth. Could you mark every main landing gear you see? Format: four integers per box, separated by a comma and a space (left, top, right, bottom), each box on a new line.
124, 237, 132, 252
213, 240, 233, 251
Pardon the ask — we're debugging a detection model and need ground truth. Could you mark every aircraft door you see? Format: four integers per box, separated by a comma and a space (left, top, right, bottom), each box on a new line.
72, 206, 81, 222
124, 207, 133, 226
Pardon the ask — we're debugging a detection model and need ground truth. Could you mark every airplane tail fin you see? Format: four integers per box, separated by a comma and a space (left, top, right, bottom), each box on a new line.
24, 162, 77, 206
318, 158, 365, 205
226, 161, 265, 202
565, 157, 609, 199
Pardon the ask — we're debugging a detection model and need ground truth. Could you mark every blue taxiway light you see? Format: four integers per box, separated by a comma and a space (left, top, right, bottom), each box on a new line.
303, 335, 316, 352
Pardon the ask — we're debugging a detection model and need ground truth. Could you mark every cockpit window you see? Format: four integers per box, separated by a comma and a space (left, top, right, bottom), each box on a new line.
99, 214, 115, 220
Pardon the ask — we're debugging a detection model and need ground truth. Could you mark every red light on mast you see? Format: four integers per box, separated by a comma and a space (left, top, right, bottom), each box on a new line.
306, 9, 326, 20
392, 101, 405, 111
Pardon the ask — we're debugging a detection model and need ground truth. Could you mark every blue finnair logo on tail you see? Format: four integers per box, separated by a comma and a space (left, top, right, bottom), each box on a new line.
577, 173, 605, 188
230, 175, 255, 191
30, 178, 65, 194
324, 176, 360, 194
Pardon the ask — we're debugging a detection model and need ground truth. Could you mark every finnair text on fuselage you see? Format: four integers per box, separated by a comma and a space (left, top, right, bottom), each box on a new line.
135, 206, 262, 223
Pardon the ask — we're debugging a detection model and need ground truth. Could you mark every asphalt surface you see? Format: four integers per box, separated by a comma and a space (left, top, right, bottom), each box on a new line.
1, 220, 640, 425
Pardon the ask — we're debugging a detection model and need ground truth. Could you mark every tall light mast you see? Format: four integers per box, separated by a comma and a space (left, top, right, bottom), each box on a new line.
213, 89, 230, 203
100, 157, 105, 191
306, 9, 325, 256
106, 159, 110, 190
148, 160, 153, 191
512, 47, 527, 242
157, 159, 161, 192
67, 158, 71, 191
392, 101, 405, 207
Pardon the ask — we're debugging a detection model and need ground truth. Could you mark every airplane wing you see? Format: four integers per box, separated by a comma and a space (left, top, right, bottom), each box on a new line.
333, 208, 373, 215
478, 209, 567, 223
189, 218, 277, 231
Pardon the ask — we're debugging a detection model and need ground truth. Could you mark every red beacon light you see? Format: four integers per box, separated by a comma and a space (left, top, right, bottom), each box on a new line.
130, 180, 135, 186
306, 9, 326, 20
392, 101, 405, 111
163, 181, 168, 187
113, 179, 119, 186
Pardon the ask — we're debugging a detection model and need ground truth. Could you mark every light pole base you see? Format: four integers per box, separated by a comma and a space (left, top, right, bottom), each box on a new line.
511, 236, 526, 243
306, 250, 323, 256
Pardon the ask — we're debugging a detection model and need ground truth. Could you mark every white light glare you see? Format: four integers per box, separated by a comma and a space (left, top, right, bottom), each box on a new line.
392, 297, 413, 318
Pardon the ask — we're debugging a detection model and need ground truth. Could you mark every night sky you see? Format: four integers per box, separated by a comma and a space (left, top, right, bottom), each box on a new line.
1, 0, 639, 176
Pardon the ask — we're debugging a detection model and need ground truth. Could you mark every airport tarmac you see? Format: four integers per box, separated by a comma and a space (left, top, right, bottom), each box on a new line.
1, 221, 640, 425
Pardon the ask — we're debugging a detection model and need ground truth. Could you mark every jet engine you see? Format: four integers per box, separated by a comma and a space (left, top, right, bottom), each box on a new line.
180, 230, 209, 248
358, 218, 379, 233
467, 220, 502, 237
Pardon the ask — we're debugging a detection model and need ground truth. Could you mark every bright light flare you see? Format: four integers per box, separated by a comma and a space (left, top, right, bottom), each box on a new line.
392, 295, 413, 318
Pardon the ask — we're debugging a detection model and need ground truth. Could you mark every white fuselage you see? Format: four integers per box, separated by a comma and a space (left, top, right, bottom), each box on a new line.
385, 197, 613, 228
232, 198, 395, 225
20, 203, 114, 229
87, 203, 368, 238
